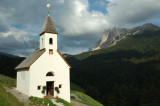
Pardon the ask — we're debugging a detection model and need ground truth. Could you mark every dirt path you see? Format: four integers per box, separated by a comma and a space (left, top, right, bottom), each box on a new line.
71, 100, 89, 106
3, 86, 30, 105
50, 99, 64, 106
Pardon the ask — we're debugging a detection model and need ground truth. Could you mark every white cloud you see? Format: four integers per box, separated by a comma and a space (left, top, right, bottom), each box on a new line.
106, 0, 160, 26
0, 27, 38, 56
0, 28, 29, 42
0, 0, 160, 56
53, 0, 108, 36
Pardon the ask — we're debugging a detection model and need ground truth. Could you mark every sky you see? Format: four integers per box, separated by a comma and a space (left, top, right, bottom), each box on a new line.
0, 0, 160, 57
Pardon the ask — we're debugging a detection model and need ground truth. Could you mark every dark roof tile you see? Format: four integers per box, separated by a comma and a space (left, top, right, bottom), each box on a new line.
15, 49, 45, 70
39, 16, 58, 35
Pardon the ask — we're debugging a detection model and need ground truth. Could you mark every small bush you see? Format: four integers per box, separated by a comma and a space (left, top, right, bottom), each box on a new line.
55, 87, 60, 94
41, 86, 46, 94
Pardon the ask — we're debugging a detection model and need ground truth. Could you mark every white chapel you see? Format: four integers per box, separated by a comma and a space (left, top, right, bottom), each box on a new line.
15, 4, 71, 102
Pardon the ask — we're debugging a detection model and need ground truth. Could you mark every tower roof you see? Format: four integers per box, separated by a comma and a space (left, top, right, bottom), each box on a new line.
39, 16, 58, 35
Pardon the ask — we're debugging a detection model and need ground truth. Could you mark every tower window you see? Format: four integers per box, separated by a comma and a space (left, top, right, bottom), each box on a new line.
42, 38, 43, 46
49, 49, 53, 54
49, 38, 53, 45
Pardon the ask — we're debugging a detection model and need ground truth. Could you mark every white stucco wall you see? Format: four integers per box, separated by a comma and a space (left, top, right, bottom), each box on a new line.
29, 51, 70, 102
16, 69, 30, 95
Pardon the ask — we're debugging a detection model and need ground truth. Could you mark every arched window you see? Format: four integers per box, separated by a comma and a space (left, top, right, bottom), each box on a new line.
46, 72, 54, 76
49, 38, 53, 45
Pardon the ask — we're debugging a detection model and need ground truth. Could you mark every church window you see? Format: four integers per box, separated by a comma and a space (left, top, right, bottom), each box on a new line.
49, 38, 53, 45
49, 49, 53, 54
59, 84, 62, 88
37, 86, 41, 90
46, 72, 54, 76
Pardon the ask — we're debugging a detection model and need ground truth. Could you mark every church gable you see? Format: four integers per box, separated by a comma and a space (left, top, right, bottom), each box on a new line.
57, 50, 72, 68
15, 48, 46, 70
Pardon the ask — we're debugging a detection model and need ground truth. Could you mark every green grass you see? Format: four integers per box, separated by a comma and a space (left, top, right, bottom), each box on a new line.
0, 74, 101, 106
56, 98, 72, 106
71, 90, 103, 106
0, 74, 16, 88
70, 82, 85, 93
0, 83, 24, 106
29, 96, 56, 106
0, 74, 24, 105
70, 83, 103, 105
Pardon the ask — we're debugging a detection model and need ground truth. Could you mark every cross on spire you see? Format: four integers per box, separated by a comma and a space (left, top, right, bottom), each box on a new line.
47, 4, 51, 17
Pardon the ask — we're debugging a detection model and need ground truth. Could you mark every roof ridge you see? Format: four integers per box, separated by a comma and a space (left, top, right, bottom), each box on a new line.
57, 50, 72, 68
15, 49, 46, 70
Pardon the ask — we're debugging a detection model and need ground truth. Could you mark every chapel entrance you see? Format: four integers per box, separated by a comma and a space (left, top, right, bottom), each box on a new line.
46, 81, 54, 97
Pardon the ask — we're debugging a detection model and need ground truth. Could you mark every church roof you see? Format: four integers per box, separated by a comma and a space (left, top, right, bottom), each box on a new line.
57, 50, 72, 68
39, 16, 58, 35
15, 48, 71, 70
15, 48, 46, 70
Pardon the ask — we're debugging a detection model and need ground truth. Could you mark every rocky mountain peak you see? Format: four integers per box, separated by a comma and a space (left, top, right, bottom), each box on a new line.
92, 23, 160, 51
92, 27, 127, 51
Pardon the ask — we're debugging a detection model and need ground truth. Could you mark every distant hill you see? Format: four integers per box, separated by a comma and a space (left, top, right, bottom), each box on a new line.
92, 23, 160, 51
0, 52, 24, 78
0, 52, 19, 58
66, 27, 160, 105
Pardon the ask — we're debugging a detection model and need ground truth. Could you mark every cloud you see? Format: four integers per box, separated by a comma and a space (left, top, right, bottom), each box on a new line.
0, 27, 39, 56
106, 0, 160, 26
0, 0, 160, 56
53, 0, 108, 36
95, 0, 106, 8
0, 0, 109, 56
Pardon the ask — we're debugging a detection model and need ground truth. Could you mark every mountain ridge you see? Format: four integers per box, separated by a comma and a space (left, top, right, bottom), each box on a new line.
92, 23, 160, 51
0, 51, 19, 58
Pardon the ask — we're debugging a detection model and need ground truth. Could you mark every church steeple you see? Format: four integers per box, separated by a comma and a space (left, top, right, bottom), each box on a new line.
39, 16, 58, 35
39, 4, 58, 35
39, 4, 58, 51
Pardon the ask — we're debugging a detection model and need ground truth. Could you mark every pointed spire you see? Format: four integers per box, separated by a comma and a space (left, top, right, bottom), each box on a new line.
39, 4, 58, 35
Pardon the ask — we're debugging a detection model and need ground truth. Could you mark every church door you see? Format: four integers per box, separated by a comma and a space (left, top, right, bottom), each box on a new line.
46, 81, 54, 97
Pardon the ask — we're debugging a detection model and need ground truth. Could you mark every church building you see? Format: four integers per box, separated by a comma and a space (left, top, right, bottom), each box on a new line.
15, 4, 71, 102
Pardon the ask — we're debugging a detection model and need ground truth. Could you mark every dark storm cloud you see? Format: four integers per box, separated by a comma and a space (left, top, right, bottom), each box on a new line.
0, 0, 160, 56
0, 25, 8, 32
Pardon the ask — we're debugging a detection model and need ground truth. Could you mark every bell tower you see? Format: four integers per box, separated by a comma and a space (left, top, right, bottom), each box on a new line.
39, 4, 58, 54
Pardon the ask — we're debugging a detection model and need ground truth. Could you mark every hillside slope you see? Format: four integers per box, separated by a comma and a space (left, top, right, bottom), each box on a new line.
67, 29, 160, 105
0, 74, 102, 106
0, 53, 24, 78
0, 52, 103, 105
